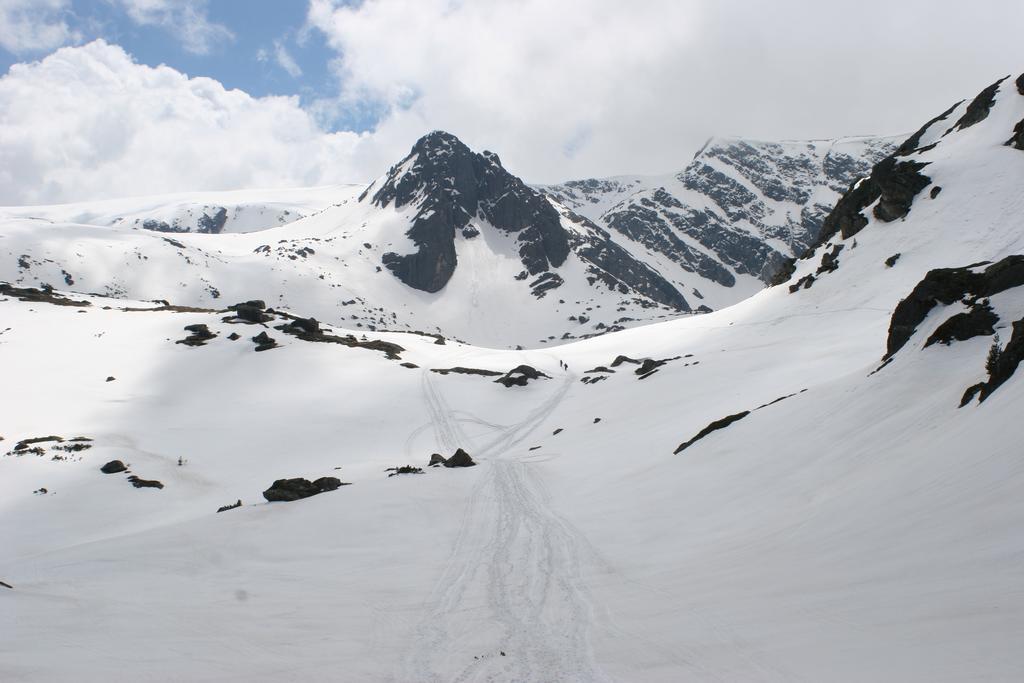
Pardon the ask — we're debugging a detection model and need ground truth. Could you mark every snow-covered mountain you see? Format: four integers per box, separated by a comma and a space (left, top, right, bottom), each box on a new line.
0, 132, 717, 348
542, 135, 900, 296
2, 73, 1024, 682
0, 131, 896, 347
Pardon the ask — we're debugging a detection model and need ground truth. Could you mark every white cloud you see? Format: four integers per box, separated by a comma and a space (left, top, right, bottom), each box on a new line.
274, 40, 302, 78
306, 0, 1024, 183
0, 40, 369, 205
111, 0, 234, 55
0, 0, 79, 54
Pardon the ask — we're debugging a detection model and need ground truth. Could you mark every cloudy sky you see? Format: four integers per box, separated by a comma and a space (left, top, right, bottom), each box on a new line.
1, 0, 1022, 205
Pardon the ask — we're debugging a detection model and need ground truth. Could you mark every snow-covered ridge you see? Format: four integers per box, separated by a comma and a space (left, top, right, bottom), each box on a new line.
540, 134, 901, 306
0, 184, 349, 234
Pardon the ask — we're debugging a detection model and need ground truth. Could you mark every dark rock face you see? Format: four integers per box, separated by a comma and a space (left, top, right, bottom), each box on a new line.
962, 316, 1024, 405
925, 303, 998, 347
369, 131, 569, 292
568, 216, 691, 310
494, 365, 551, 387
871, 158, 932, 222
428, 453, 447, 467
591, 137, 896, 288
816, 244, 844, 274
443, 448, 476, 468
815, 156, 931, 248
529, 272, 563, 298
197, 207, 228, 234
674, 411, 751, 454
262, 477, 345, 502
886, 255, 1024, 358
946, 77, 1007, 134
896, 101, 962, 155
1006, 118, 1024, 150
1017, 73, 1024, 96
100, 460, 127, 474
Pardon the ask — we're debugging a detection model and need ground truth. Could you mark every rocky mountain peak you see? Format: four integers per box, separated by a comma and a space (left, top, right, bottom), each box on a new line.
362, 131, 569, 293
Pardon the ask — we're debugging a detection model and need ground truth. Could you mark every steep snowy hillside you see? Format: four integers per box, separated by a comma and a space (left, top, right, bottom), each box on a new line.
2, 73, 1023, 682
542, 135, 900, 308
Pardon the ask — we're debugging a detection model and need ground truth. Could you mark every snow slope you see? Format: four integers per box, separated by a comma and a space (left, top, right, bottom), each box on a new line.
0, 185, 347, 235
2, 73, 1024, 681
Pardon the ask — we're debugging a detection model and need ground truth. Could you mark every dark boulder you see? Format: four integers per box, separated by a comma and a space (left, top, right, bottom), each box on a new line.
127, 475, 163, 489
428, 453, 447, 467
252, 331, 277, 352
443, 448, 476, 468
231, 304, 271, 324
217, 500, 242, 513
286, 317, 320, 336
312, 476, 343, 492
871, 158, 932, 223
1006, 117, 1024, 151
262, 477, 346, 502
100, 460, 127, 474
386, 465, 424, 477
176, 324, 216, 346
494, 365, 551, 387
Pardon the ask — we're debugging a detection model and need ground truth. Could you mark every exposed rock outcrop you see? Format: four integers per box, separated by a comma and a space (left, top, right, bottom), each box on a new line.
262, 477, 346, 502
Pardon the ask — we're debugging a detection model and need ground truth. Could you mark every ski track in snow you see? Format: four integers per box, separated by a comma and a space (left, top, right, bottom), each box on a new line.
400, 371, 610, 682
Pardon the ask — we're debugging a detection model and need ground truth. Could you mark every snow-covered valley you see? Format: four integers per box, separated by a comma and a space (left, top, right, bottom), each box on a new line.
2, 72, 1024, 682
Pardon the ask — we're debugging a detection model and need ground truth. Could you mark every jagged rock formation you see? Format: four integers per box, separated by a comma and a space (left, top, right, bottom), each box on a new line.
543, 136, 899, 289
366, 131, 570, 293
363, 131, 691, 311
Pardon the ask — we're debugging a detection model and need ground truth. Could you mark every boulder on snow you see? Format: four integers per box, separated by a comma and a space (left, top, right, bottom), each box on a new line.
428, 453, 447, 467
443, 449, 476, 468
177, 324, 216, 346
262, 476, 346, 502
386, 465, 424, 477
227, 300, 271, 323
252, 331, 278, 352
100, 460, 127, 474
127, 475, 163, 489
217, 499, 242, 513
494, 365, 550, 387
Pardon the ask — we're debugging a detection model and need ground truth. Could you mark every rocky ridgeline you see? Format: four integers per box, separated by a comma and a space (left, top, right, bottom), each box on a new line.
363, 131, 691, 311
543, 135, 899, 293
